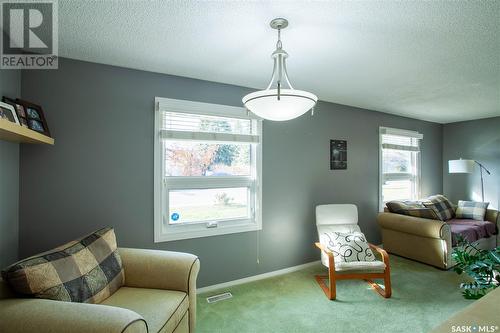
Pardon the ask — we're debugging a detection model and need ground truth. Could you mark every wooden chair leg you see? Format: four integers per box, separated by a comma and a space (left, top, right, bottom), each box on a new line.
315, 274, 336, 300
364, 279, 388, 298
364, 270, 391, 298
378, 256, 392, 298
328, 265, 336, 300
316, 272, 391, 299
383, 268, 392, 298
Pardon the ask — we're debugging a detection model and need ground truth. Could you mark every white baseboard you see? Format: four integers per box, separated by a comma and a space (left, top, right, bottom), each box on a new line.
197, 260, 321, 294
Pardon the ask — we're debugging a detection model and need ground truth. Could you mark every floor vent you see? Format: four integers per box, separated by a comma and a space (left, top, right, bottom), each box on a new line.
206, 292, 233, 303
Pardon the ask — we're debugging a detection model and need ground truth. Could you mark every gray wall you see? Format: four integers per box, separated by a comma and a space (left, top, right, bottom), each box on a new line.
0, 69, 21, 269
20, 58, 443, 287
443, 117, 500, 209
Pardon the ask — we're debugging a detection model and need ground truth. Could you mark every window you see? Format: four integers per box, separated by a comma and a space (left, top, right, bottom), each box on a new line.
379, 127, 422, 210
154, 98, 262, 242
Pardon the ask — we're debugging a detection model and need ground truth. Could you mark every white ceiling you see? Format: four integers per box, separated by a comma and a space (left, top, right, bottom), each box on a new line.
58, 1, 500, 123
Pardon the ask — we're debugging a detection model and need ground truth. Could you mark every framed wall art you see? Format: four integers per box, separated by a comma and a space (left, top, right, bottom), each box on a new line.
15, 99, 51, 137
330, 140, 347, 170
0, 101, 20, 125
3, 97, 28, 128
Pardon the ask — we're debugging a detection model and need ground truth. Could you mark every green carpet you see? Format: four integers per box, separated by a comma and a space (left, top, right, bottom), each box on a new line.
197, 256, 473, 333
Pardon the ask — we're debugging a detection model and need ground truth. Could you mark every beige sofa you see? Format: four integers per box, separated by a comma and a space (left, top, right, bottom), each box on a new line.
430, 287, 500, 332
377, 209, 499, 269
0, 248, 200, 333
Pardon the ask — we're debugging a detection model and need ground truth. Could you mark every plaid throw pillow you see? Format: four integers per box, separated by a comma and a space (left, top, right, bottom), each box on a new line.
422, 195, 455, 221
386, 200, 439, 220
386, 200, 421, 212
404, 208, 439, 220
455, 200, 489, 221
1, 227, 123, 303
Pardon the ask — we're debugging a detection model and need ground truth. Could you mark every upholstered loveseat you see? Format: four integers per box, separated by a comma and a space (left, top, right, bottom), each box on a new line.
0, 248, 200, 333
377, 209, 499, 269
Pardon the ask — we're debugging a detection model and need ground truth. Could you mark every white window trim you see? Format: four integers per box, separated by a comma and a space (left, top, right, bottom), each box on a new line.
154, 97, 262, 242
378, 127, 422, 211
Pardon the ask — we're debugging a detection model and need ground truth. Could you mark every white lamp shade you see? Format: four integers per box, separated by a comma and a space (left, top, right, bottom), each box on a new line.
449, 159, 475, 173
242, 89, 317, 121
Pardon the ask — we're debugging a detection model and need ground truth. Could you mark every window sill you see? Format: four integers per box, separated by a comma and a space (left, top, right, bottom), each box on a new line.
154, 223, 261, 242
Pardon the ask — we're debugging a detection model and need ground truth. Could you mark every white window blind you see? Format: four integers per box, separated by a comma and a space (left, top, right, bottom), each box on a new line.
381, 134, 420, 152
160, 112, 260, 144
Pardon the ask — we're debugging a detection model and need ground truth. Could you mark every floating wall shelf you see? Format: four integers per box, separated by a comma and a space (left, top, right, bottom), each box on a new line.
0, 119, 54, 145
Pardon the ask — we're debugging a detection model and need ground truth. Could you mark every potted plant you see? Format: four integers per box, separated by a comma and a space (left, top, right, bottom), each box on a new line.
452, 237, 500, 299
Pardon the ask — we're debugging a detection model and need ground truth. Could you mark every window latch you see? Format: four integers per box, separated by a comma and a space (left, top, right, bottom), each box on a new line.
206, 221, 218, 228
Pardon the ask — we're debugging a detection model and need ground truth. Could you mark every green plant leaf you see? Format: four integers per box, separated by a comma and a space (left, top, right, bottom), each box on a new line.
452, 238, 499, 300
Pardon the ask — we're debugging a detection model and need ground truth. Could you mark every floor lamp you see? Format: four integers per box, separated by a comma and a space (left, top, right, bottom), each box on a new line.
448, 159, 491, 202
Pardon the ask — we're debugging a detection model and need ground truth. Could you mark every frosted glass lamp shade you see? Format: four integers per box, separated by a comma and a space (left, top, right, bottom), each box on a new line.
242, 89, 317, 121
448, 159, 475, 173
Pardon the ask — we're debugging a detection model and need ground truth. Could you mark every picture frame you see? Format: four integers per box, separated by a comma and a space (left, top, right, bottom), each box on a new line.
2, 96, 28, 128
0, 101, 20, 125
15, 99, 51, 137
330, 140, 347, 170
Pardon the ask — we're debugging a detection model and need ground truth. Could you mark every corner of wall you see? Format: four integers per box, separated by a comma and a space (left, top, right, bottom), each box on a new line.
0, 69, 22, 267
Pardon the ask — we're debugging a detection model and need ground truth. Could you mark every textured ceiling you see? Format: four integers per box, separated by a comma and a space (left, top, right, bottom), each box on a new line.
58, 0, 500, 123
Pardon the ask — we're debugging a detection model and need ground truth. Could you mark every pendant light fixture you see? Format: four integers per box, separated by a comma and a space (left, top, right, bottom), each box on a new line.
242, 18, 318, 121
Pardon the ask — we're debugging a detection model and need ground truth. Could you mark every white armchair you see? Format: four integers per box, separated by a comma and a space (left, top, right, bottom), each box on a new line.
314, 204, 392, 300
